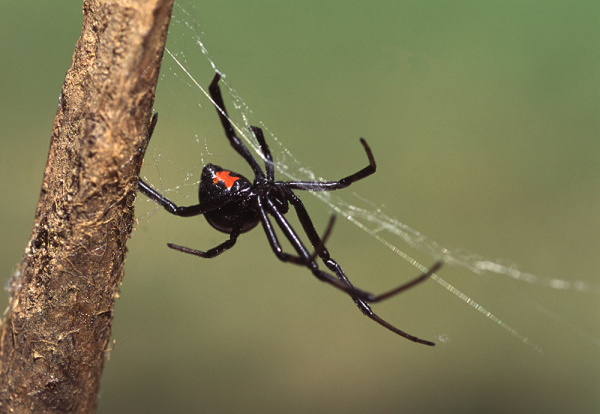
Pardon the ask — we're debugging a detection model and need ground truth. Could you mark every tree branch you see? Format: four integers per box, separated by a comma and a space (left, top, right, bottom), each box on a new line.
0, 0, 174, 412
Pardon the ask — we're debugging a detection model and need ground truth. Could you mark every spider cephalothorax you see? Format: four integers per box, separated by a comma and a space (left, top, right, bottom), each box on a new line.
138, 73, 442, 345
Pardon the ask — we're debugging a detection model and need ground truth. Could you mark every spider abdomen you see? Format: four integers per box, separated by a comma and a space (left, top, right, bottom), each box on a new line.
199, 163, 259, 234
204, 203, 260, 234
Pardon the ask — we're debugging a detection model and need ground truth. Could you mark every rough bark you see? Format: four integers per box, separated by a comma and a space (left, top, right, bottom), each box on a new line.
0, 0, 174, 412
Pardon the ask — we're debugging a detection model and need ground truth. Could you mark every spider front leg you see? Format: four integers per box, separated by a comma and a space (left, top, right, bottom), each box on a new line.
138, 179, 208, 217
250, 126, 274, 181
209, 73, 265, 179
286, 138, 376, 191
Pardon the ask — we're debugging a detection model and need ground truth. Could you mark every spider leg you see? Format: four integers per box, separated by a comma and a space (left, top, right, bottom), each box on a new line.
138, 179, 247, 218
209, 73, 265, 179
256, 197, 320, 266
164, 197, 261, 258
259, 196, 406, 300
250, 126, 274, 181
138, 179, 207, 217
285, 190, 440, 303
138, 113, 206, 216
137, 113, 206, 216
307, 214, 336, 263
286, 138, 376, 191
287, 192, 440, 345
167, 228, 241, 259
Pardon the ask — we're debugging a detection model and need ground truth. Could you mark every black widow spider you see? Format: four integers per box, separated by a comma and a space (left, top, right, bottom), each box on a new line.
138, 73, 442, 345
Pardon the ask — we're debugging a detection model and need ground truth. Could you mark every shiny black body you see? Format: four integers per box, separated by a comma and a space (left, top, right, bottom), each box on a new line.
199, 164, 260, 234
138, 73, 442, 345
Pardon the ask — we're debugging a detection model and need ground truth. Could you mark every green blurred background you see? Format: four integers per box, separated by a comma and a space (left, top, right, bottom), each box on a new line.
1, 1, 599, 413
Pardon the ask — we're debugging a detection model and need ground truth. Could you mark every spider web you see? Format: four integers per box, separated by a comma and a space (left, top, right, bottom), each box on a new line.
141, 1, 600, 357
